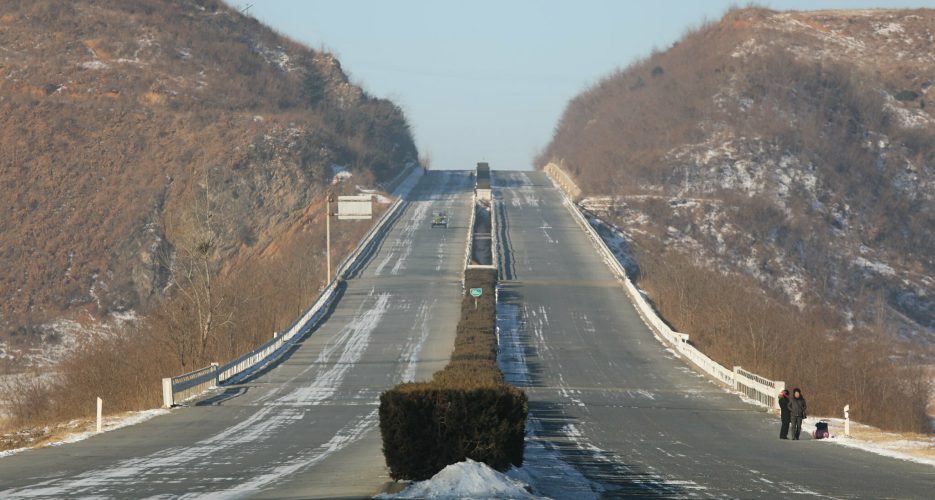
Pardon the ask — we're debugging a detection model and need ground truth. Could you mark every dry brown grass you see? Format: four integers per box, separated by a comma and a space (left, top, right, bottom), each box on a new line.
542, 7, 935, 434
0, 417, 83, 453
0, 193, 386, 444
0, 407, 170, 455
3, 0, 416, 442
0, 0, 416, 358
637, 247, 932, 433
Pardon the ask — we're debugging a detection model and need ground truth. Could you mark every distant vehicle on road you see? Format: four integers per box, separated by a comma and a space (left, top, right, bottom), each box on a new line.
431, 211, 449, 228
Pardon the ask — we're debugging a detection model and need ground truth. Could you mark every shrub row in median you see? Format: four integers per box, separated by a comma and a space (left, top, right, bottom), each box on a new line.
379, 268, 528, 481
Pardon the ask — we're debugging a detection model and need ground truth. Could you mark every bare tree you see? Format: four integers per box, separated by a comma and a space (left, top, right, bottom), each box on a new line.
156, 168, 233, 369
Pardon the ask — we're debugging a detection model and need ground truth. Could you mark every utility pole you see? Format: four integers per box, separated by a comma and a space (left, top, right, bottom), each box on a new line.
326, 192, 333, 284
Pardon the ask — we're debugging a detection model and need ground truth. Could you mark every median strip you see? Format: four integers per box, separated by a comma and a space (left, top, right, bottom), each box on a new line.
378, 164, 527, 481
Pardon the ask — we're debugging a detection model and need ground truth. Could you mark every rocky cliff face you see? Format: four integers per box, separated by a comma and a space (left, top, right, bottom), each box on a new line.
541, 8, 935, 354
0, 0, 417, 367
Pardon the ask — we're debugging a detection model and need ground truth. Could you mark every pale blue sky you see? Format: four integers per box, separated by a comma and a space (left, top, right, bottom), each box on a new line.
231, 1, 933, 170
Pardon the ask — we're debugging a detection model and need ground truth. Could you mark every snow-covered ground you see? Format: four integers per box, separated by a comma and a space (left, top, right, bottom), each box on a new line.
0, 310, 139, 371
356, 186, 393, 204
808, 417, 935, 468
330, 164, 353, 184
377, 459, 544, 500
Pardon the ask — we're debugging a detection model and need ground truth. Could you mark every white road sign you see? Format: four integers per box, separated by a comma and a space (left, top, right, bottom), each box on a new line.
337, 195, 373, 220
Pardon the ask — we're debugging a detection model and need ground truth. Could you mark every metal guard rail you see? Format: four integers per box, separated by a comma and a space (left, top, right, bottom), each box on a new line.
546, 163, 784, 410
162, 166, 420, 407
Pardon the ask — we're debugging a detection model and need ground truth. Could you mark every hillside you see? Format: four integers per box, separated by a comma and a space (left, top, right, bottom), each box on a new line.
540, 8, 934, 430
0, 0, 417, 370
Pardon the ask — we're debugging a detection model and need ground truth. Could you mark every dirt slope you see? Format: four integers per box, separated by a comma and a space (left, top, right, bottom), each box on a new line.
0, 0, 417, 368
541, 7, 935, 352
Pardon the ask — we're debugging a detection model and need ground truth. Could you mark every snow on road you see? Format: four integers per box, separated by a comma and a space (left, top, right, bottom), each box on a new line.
0, 288, 420, 498
191, 409, 380, 500
502, 172, 541, 208
279, 290, 389, 405
0, 169, 473, 499
582, 202, 935, 472
399, 299, 435, 383
496, 301, 605, 499
374, 201, 430, 276
375, 172, 467, 277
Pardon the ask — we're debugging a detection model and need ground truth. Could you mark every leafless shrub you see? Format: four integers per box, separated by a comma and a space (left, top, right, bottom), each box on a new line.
0, 193, 382, 433
543, 7, 935, 433
639, 249, 931, 432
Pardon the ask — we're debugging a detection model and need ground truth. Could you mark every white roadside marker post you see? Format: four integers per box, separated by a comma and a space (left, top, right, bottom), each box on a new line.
96, 397, 103, 433
161, 378, 173, 408
844, 404, 850, 437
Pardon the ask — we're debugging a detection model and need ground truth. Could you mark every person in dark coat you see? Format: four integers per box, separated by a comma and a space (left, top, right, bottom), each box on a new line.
787, 388, 807, 440
778, 389, 791, 439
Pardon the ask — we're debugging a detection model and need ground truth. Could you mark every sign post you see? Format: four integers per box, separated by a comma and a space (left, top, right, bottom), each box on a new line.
326, 193, 333, 283
469, 287, 482, 309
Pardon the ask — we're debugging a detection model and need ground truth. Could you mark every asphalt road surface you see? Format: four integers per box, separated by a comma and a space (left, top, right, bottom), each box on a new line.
0, 171, 474, 499
495, 170, 935, 499
3, 169, 933, 499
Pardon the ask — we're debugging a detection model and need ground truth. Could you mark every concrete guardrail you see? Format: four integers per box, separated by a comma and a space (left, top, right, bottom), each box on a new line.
466, 170, 498, 273
463, 193, 478, 272
544, 162, 784, 410
544, 161, 582, 201
162, 165, 424, 407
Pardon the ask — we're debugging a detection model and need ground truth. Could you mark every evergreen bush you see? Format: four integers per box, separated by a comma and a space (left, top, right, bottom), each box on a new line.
379, 268, 527, 480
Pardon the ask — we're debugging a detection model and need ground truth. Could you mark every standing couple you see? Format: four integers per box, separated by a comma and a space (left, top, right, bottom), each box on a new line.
778, 388, 807, 440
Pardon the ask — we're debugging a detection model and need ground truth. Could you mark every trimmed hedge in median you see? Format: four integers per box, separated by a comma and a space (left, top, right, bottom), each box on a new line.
379, 268, 528, 481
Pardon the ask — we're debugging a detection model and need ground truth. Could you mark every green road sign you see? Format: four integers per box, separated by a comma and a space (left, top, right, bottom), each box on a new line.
469, 288, 483, 297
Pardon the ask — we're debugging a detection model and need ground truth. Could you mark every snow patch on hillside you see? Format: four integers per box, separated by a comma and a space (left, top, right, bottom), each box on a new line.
1, 310, 139, 369
251, 41, 294, 73
873, 22, 904, 36
886, 101, 934, 128
854, 257, 897, 277
79, 60, 108, 70
330, 164, 352, 184
356, 186, 392, 203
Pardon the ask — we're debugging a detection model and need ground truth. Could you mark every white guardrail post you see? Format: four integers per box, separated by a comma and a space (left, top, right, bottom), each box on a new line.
544, 162, 783, 411
162, 377, 173, 408
161, 164, 422, 406
96, 397, 103, 433
490, 190, 499, 272
844, 404, 850, 436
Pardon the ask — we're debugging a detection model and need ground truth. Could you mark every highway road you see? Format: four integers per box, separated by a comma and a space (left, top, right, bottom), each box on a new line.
0, 170, 474, 499
3, 168, 933, 499
495, 170, 935, 499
